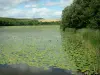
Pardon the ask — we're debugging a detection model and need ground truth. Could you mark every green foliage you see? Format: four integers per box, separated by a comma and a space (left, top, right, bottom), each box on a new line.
61, 0, 100, 30
0, 17, 61, 26
40, 21, 61, 25
0, 17, 40, 26
62, 28, 100, 74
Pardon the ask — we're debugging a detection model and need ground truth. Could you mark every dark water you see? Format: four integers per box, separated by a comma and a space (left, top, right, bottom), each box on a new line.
0, 64, 72, 75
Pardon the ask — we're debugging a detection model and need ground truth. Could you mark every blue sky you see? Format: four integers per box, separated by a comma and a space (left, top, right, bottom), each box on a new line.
0, 0, 73, 19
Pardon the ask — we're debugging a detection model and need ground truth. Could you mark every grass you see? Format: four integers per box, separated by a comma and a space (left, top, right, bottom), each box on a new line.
62, 28, 100, 74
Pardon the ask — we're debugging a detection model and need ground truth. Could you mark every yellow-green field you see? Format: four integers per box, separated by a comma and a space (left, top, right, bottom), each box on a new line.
39, 19, 60, 22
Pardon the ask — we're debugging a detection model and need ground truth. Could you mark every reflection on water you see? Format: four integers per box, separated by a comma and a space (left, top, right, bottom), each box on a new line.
0, 64, 72, 75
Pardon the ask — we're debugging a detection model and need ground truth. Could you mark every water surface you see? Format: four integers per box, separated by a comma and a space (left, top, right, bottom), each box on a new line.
0, 26, 72, 75
0, 26, 99, 75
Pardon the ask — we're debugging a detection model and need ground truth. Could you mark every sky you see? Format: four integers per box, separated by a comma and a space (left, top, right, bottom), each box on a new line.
0, 0, 73, 19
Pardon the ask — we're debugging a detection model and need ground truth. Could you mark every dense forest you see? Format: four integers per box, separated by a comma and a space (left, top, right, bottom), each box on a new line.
61, 0, 100, 30
0, 17, 60, 26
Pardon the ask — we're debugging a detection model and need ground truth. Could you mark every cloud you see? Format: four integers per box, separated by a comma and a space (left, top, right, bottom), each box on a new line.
25, 4, 37, 8
44, 0, 73, 7
0, 0, 39, 10
54, 11, 62, 16
0, 0, 23, 10
0, 7, 61, 19
0, 0, 73, 19
60, 0, 73, 7
45, 1, 60, 6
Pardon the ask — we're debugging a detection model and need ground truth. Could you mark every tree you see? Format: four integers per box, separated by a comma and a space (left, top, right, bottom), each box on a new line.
61, 0, 100, 30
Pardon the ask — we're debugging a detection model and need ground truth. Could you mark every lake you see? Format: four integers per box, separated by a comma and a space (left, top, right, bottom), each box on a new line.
0, 26, 72, 75
0, 26, 99, 75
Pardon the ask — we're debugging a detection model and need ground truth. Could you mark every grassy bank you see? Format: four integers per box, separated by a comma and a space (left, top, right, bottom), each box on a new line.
62, 28, 100, 74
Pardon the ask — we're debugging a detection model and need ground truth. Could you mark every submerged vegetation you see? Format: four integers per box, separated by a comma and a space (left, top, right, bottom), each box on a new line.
0, 26, 66, 70
0, 17, 61, 26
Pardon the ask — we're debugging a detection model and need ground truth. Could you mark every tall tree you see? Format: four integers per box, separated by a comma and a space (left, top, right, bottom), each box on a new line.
61, 0, 100, 30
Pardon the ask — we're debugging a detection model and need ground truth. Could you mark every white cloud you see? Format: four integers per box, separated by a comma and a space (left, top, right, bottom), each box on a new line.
60, 0, 73, 7
0, 0, 39, 10
25, 4, 37, 8
31, 7, 53, 18
45, 1, 60, 6
32, 8, 50, 13
54, 11, 62, 16
0, 0, 23, 10
0, 7, 61, 19
0, 0, 73, 19
44, 0, 73, 7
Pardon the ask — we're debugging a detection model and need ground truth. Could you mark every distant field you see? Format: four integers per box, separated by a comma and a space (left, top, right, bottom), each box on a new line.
39, 19, 60, 22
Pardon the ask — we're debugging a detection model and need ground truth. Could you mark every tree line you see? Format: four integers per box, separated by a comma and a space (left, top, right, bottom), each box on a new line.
61, 0, 100, 31
0, 17, 60, 26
